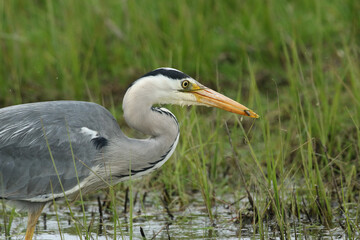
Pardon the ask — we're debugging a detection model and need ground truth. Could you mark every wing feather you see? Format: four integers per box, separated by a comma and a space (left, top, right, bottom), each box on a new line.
0, 101, 122, 201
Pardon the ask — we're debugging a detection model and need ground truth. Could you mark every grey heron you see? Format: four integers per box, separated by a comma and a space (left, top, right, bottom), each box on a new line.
0, 68, 258, 239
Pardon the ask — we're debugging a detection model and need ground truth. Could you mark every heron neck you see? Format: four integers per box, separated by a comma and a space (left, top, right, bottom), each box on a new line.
122, 92, 179, 140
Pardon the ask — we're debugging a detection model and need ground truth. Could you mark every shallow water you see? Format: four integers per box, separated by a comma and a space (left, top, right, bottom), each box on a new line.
1, 193, 357, 239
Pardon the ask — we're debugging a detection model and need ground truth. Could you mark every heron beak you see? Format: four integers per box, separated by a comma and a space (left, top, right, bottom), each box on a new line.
191, 88, 259, 118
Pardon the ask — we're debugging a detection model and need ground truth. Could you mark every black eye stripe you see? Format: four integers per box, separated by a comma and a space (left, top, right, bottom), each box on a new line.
141, 68, 190, 80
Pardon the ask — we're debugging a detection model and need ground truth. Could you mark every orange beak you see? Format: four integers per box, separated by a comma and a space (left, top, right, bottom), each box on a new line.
191, 88, 259, 118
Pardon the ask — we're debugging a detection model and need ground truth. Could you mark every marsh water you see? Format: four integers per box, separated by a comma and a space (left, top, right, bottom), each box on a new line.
1, 192, 356, 239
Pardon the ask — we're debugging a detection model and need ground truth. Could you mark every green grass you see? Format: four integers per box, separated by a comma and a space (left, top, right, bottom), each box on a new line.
1, 0, 360, 238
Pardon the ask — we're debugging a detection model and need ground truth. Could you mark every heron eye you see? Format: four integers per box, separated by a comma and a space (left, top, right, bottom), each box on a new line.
181, 80, 190, 89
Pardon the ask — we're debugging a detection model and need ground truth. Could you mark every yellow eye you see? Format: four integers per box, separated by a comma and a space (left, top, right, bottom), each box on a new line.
181, 80, 190, 89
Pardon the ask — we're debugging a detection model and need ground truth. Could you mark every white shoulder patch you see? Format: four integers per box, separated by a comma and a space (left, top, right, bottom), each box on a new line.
80, 127, 99, 139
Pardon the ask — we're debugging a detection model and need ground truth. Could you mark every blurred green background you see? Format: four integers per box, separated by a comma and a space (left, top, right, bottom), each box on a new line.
2, 0, 357, 106
1, 0, 360, 236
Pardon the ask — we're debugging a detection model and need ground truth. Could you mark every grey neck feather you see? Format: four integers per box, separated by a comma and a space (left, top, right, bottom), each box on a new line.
74, 80, 180, 194
103, 81, 180, 178
122, 86, 178, 139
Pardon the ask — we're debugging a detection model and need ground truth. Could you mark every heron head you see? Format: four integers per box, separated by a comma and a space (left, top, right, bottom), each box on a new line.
125, 68, 259, 118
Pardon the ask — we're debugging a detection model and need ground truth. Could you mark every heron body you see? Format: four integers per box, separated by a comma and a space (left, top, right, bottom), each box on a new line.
0, 68, 258, 239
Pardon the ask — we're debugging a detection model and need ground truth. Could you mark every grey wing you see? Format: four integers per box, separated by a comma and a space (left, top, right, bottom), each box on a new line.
0, 101, 123, 201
